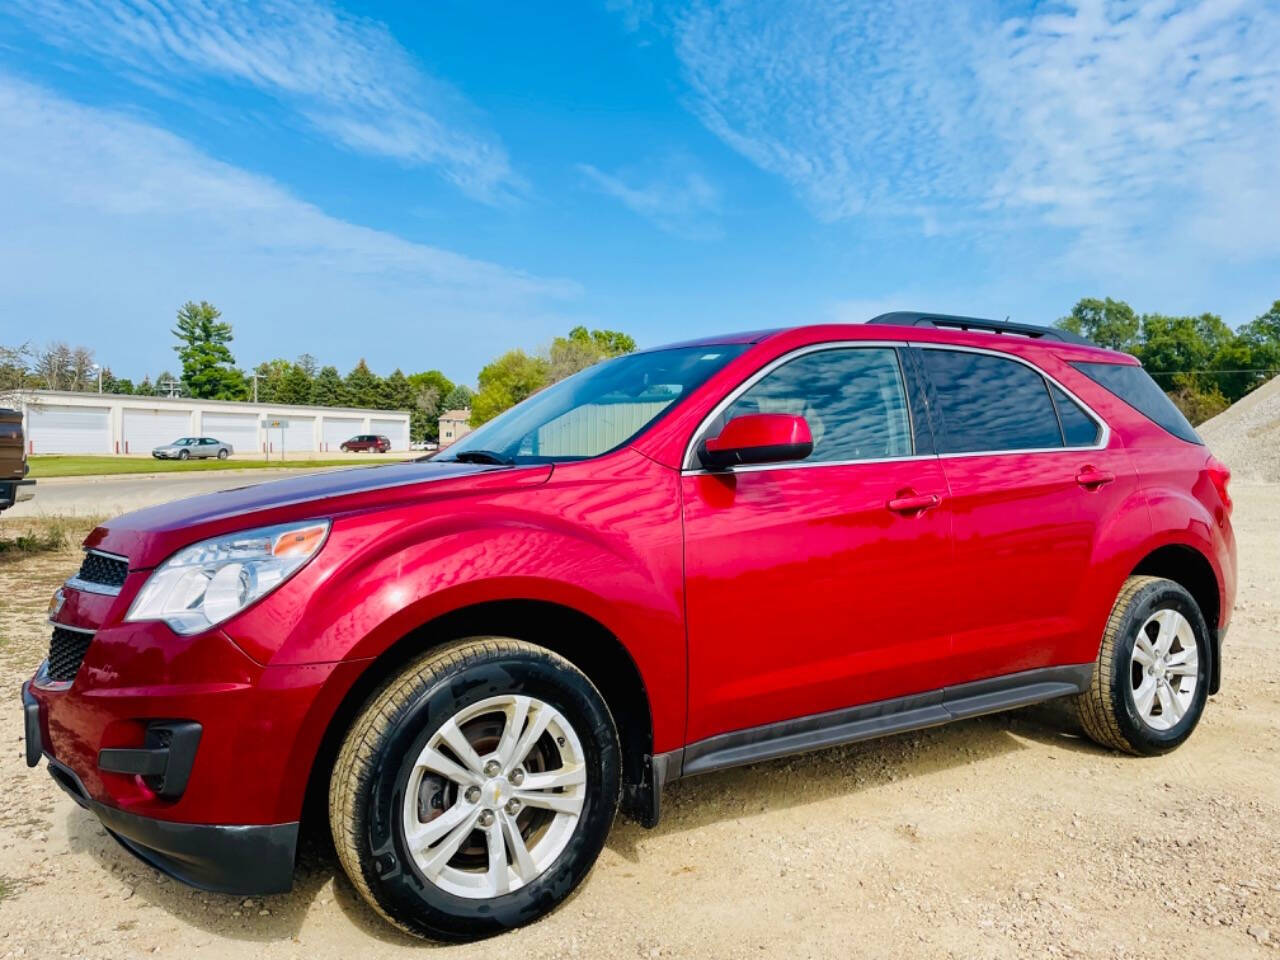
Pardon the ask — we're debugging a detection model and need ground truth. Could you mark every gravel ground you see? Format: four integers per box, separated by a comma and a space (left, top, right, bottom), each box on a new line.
1200, 374, 1280, 482
1, 488, 1277, 960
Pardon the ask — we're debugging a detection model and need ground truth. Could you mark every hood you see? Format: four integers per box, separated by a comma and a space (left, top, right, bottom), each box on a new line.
84, 460, 551, 568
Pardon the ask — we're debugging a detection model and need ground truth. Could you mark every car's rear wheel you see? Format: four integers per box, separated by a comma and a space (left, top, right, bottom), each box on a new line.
217, 448, 229, 460
1077, 576, 1211, 755
329, 638, 620, 941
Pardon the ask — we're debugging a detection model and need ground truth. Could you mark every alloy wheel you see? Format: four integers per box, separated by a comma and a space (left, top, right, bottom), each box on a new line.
1129, 608, 1199, 731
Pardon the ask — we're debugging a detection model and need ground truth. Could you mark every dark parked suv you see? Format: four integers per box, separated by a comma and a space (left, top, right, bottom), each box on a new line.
0, 408, 34, 512
26, 314, 1235, 940
341, 434, 391, 453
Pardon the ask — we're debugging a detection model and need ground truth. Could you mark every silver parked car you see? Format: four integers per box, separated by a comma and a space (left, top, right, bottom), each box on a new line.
152, 436, 233, 460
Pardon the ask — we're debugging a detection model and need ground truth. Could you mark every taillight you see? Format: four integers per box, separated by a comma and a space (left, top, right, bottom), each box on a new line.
1206, 455, 1232, 514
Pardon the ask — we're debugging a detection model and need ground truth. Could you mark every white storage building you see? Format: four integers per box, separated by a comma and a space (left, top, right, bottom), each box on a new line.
9, 390, 411, 455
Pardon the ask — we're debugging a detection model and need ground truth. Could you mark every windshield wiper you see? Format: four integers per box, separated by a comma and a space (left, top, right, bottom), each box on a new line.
449, 449, 514, 465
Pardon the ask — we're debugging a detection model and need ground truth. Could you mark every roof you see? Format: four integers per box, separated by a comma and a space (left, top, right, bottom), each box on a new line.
439, 409, 471, 420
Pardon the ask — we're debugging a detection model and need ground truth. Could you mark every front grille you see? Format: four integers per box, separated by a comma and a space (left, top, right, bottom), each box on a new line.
48, 627, 93, 683
75, 551, 129, 590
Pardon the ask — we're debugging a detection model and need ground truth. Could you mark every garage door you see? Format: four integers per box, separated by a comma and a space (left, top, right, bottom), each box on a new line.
370, 417, 409, 451
27, 404, 111, 454
322, 417, 363, 451
123, 408, 192, 453
276, 417, 311, 455
202, 413, 258, 454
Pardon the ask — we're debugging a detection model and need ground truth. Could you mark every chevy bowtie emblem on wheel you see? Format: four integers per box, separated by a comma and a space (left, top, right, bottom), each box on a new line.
48, 588, 65, 618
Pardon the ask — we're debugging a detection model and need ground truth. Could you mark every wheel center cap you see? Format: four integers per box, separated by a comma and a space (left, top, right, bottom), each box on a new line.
482, 777, 510, 807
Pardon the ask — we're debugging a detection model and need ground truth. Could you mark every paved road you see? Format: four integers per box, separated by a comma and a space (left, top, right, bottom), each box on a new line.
7, 467, 350, 519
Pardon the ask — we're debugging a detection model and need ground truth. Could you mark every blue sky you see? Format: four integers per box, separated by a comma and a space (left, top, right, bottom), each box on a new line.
1, 0, 1278, 385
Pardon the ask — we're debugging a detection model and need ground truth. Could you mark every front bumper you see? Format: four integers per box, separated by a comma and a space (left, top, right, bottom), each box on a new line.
24, 676, 300, 894
45, 750, 297, 894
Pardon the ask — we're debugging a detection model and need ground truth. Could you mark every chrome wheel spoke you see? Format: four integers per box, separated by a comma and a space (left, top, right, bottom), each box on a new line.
1156, 680, 1185, 723
494, 695, 532, 767
1152, 609, 1178, 657
501, 810, 539, 882
1133, 675, 1158, 718
1132, 632, 1157, 667
437, 718, 487, 775
519, 763, 586, 791
417, 746, 482, 787
484, 821, 509, 897
420, 807, 483, 879
1166, 648, 1198, 677
515, 788, 585, 816
408, 798, 475, 850
505, 703, 556, 775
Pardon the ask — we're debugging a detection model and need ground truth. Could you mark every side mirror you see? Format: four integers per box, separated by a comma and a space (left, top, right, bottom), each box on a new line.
698, 413, 813, 470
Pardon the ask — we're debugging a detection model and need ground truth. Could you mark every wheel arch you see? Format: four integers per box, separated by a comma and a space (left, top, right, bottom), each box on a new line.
1129, 542, 1222, 693
301, 598, 657, 838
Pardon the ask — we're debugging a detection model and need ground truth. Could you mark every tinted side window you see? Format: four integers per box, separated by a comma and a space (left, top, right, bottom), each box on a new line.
718, 347, 912, 463
1049, 384, 1100, 447
921, 350, 1063, 453
1071, 361, 1201, 445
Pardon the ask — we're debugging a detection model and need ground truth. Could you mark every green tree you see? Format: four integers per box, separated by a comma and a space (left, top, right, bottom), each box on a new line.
251, 359, 290, 403
278, 363, 314, 405
381, 368, 414, 412
311, 365, 346, 406
472, 350, 548, 425
344, 359, 384, 409
547, 325, 636, 383
135, 375, 156, 397
1055, 298, 1139, 352
111, 377, 135, 395
172, 300, 246, 399
441, 384, 474, 412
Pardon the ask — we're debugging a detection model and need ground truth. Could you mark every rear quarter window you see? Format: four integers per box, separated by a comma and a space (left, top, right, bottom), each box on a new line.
1071, 361, 1202, 445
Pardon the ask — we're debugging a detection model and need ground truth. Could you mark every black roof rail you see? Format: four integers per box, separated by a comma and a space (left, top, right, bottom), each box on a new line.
868, 311, 1097, 347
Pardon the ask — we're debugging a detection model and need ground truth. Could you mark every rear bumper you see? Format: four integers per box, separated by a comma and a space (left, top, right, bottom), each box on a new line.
0, 478, 34, 509
45, 754, 297, 895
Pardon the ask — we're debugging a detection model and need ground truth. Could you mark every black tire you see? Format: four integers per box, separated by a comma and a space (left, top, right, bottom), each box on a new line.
217, 448, 229, 460
1077, 576, 1211, 756
178, 449, 189, 460
329, 638, 621, 941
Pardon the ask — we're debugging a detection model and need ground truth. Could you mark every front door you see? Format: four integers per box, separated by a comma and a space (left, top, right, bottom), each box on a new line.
682, 344, 953, 745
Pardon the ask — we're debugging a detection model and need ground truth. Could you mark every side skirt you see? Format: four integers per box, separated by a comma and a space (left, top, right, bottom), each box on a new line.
659, 663, 1092, 782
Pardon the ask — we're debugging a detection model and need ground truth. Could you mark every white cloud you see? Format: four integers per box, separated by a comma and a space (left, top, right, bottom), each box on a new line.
670, 0, 1280, 266
0, 75, 577, 382
577, 160, 721, 238
9, 0, 517, 201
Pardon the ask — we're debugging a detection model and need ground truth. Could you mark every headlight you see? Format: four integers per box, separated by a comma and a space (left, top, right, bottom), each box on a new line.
126, 520, 330, 635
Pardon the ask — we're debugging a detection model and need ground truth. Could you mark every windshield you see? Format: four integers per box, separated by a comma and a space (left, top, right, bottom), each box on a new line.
438, 345, 747, 464
175, 438, 195, 445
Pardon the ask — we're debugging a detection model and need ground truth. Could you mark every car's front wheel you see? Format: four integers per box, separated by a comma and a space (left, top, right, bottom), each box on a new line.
178, 449, 189, 460
330, 638, 620, 941
1077, 575, 1211, 755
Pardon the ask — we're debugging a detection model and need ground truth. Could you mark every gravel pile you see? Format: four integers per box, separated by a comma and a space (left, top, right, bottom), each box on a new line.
1198, 374, 1280, 482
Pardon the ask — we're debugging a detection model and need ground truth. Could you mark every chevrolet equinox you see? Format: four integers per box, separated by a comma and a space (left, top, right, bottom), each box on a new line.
24, 313, 1236, 940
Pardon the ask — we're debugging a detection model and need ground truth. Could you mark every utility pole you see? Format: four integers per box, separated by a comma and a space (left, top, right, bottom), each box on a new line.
252, 373, 258, 403
162, 378, 180, 398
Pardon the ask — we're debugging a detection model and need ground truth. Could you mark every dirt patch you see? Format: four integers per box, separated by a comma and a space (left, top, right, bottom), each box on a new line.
1, 492, 1277, 959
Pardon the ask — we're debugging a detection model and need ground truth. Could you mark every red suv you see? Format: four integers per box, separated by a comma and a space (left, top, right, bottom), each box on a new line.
341, 434, 391, 453
24, 314, 1235, 941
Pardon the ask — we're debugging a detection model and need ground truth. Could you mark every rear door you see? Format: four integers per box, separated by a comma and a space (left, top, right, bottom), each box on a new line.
913, 345, 1138, 683
682, 343, 953, 744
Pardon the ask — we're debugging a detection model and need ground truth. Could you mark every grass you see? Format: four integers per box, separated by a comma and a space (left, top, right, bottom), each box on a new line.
28, 455, 382, 478
0, 515, 86, 557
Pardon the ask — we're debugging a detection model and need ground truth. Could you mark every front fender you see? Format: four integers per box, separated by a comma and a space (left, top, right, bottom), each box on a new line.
222, 449, 687, 750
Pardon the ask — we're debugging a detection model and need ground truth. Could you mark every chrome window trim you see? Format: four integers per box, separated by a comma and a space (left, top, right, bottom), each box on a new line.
681, 339, 1110, 474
